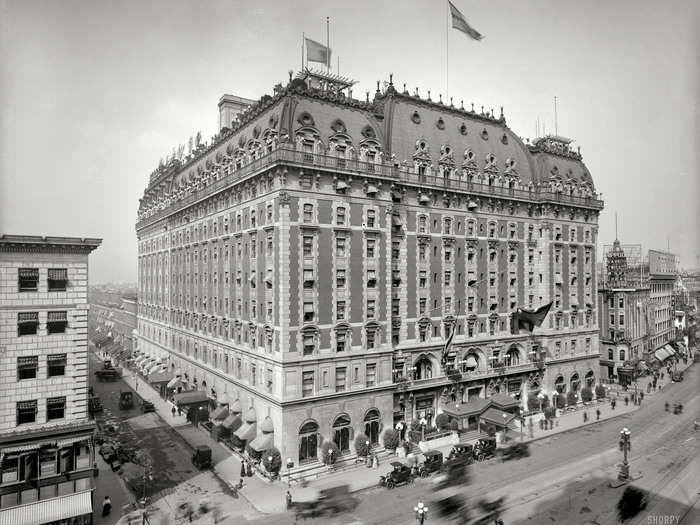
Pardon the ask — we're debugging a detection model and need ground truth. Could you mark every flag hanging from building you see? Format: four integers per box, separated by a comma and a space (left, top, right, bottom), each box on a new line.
305, 37, 331, 64
441, 325, 456, 367
511, 302, 553, 334
449, 1, 483, 41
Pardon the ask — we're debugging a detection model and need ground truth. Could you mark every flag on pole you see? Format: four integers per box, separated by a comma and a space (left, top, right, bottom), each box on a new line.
449, 1, 483, 41
511, 302, 553, 334
305, 37, 331, 64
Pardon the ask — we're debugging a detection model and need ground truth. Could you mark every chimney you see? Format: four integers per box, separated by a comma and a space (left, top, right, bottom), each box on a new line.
218, 94, 256, 131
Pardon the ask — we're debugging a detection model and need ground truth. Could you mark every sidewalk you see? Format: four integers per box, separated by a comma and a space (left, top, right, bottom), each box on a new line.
119, 358, 695, 517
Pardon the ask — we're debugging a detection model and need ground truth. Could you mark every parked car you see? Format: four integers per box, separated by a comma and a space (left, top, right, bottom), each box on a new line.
192, 445, 212, 469
141, 400, 155, 413
99, 444, 117, 463
447, 444, 475, 464
671, 371, 684, 382
119, 391, 134, 410
418, 450, 444, 477
379, 462, 414, 489
472, 438, 497, 461
501, 442, 530, 461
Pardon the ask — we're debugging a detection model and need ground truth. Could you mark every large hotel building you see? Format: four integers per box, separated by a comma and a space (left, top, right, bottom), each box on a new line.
0, 235, 101, 524
135, 71, 604, 468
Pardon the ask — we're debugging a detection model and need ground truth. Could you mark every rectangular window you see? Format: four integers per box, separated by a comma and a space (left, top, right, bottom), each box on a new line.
251, 364, 257, 385
303, 334, 315, 355
18, 312, 39, 336
336, 206, 346, 226
303, 203, 314, 222
335, 331, 346, 352
337, 301, 346, 320
366, 364, 377, 387
336, 236, 346, 257
419, 244, 426, 261
367, 331, 376, 349
366, 209, 376, 228
392, 269, 401, 286
366, 238, 376, 258
47, 311, 68, 334
419, 298, 427, 314
336, 269, 346, 288
302, 371, 314, 397
619, 314, 625, 326
18, 268, 39, 292
303, 269, 315, 288
47, 396, 66, 420
303, 302, 314, 323
392, 298, 400, 316
444, 271, 451, 286
18, 356, 38, 380
619, 297, 624, 308
367, 299, 376, 319
419, 270, 427, 288
610, 313, 615, 325
47, 269, 68, 291
444, 248, 452, 262
335, 367, 346, 392
16, 400, 37, 425
47, 354, 67, 377
303, 236, 313, 257
367, 269, 376, 288
392, 241, 400, 260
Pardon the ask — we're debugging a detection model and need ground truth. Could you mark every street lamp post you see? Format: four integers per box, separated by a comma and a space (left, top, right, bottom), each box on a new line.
502, 413, 508, 443
618, 428, 631, 481
414, 501, 429, 524
537, 392, 544, 413
419, 418, 427, 441
519, 409, 524, 441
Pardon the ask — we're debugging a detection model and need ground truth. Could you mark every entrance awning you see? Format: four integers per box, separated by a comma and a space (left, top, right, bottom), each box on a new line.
654, 346, 675, 362
167, 377, 185, 389
480, 408, 517, 426
488, 393, 519, 410
221, 414, 242, 431
234, 422, 257, 441
0, 490, 92, 525
442, 398, 490, 417
148, 372, 171, 384
249, 432, 274, 452
173, 390, 208, 406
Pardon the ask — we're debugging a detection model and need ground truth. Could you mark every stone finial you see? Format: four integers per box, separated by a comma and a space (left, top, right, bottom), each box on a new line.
389, 73, 393, 86
471, 103, 474, 112
460, 100, 464, 110
427, 90, 431, 101
288, 70, 293, 82
403, 83, 408, 94
376, 80, 381, 94
450, 97, 453, 107
500, 106, 504, 118
415, 87, 419, 97
481, 106, 484, 114
490, 108, 494, 117
366, 91, 370, 102
439, 94, 443, 104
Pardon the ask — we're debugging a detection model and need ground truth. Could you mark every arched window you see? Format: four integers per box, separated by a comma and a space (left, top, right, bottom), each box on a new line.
299, 421, 319, 463
619, 349, 626, 362
504, 346, 520, 366
570, 373, 580, 392
364, 409, 381, 446
608, 348, 614, 361
332, 414, 352, 453
415, 356, 433, 380
461, 352, 480, 373
555, 375, 566, 393
585, 370, 595, 388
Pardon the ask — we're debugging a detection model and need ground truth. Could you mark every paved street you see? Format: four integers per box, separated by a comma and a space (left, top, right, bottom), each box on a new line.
248, 361, 699, 525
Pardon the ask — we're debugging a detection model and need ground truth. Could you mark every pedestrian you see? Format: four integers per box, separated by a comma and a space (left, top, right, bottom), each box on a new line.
102, 496, 112, 517
240, 462, 246, 478
612, 399, 616, 410
237, 478, 244, 489
583, 412, 588, 423
624, 396, 629, 406
596, 409, 601, 421
539, 419, 544, 430
647, 383, 651, 394
286, 490, 293, 510
246, 462, 253, 477
171, 406, 176, 418
178, 407, 182, 416
640, 392, 644, 402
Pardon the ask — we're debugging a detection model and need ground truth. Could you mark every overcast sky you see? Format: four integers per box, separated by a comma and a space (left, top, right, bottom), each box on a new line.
1, 0, 698, 283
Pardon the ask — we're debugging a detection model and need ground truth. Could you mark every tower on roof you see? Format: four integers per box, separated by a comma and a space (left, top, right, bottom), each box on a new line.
296, 67, 356, 95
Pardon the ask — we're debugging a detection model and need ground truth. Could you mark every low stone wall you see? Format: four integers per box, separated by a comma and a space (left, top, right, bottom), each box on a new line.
418, 431, 459, 452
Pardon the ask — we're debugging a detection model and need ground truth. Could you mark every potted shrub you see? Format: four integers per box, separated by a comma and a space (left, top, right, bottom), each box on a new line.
580, 387, 593, 403
555, 394, 566, 409
263, 447, 282, 475
595, 384, 607, 399
354, 433, 370, 458
566, 390, 579, 406
382, 429, 400, 452
320, 440, 340, 465
449, 419, 459, 432
435, 413, 450, 431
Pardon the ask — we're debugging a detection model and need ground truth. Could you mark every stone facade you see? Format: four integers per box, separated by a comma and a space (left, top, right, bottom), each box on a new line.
135, 73, 604, 468
0, 235, 101, 517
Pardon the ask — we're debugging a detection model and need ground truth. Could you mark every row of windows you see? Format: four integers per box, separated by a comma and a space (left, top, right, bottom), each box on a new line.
17, 312, 68, 336
301, 364, 378, 398
16, 397, 67, 425
16, 268, 68, 292
0, 445, 92, 487
16, 354, 67, 380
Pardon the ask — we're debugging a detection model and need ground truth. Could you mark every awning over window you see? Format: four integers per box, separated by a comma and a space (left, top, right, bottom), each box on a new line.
464, 356, 478, 368
366, 184, 378, 194
336, 180, 348, 190
419, 194, 431, 204
654, 346, 676, 362
234, 422, 257, 441
18, 356, 37, 367
148, 372, 171, 384
47, 311, 67, 321
249, 432, 274, 452
48, 269, 68, 280
266, 269, 273, 285
18, 312, 38, 323
0, 490, 92, 525
167, 377, 185, 389
210, 406, 229, 421
18, 268, 39, 278
221, 414, 242, 431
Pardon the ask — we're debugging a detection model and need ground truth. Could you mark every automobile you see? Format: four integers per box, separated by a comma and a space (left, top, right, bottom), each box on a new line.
141, 401, 155, 413
99, 444, 117, 463
472, 438, 497, 461
119, 391, 134, 410
447, 444, 475, 463
379, 462, 414, 489
500, 442, 530, 461
192, 445, 212, 469
671, 371, 684, 382
418, 450, 444, 477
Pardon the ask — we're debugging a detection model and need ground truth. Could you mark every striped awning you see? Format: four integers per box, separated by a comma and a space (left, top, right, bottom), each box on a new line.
0, 490, 92, 525
48, 269, 68, 280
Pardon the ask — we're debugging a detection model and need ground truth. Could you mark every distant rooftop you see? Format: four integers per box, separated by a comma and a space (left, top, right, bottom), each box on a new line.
0, 234, 102, 253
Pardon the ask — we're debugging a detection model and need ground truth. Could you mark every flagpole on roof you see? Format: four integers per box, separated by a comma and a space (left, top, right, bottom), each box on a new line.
446, 0, 449, 102
326, 16, 330, 74
302, 33, 305, 71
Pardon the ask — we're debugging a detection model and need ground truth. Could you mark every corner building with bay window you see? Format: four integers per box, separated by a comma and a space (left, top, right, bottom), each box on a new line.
135, 71, 604, 469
